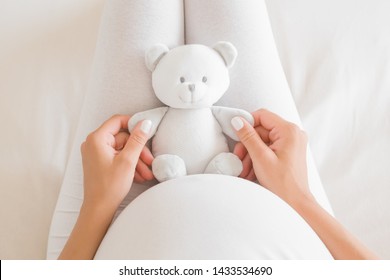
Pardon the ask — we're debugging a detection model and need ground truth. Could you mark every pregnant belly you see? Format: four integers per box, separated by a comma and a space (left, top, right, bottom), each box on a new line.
94, 175, 332, 259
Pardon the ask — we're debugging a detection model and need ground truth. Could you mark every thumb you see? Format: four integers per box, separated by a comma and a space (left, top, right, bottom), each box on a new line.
119, 120, 152, 167
231, 116, 270, 159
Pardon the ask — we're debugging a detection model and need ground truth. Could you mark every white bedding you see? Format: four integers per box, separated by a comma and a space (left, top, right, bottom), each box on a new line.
1, 0, 389, 259
46, 0, 332, 259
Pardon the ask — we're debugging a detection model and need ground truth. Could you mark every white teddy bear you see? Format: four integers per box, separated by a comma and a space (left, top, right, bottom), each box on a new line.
128, 42, 254, 182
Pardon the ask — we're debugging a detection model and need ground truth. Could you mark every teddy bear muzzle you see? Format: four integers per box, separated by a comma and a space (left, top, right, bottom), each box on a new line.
179, 83, 205, 104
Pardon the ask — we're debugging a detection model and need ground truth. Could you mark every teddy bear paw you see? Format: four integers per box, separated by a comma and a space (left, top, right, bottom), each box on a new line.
152, 154, 187, 182
204, 152, 243, 177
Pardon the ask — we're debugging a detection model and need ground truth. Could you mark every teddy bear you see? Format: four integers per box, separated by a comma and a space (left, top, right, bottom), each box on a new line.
128, 42, 254, 182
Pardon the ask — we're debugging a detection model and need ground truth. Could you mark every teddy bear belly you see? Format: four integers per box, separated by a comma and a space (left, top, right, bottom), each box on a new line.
152, 108, 229, 174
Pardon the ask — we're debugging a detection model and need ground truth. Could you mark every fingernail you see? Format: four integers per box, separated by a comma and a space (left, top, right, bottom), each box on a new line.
140, 120, 152, 134
231, 117, 244, 131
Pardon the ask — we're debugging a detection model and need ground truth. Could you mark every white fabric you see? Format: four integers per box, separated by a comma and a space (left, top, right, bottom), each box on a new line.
46, 0, 332, 259
149, 108, 236, 177
266, 0, 390, 258
146, 43, 233, 109
0, 0, 106, 259
211, 106, 254, 142
46, 0, 185, 259
95, 175, 332, 259
182, 0, 332, 212
2, 0, 389, 259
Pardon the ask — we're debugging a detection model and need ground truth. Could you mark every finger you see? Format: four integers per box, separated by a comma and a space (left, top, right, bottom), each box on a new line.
134, 171, 145, 184
253, 109, 288, 131
114, 132, 130, 150
245, 168, 257, 182
140, 146, 154, 166
239, 152, 253, 178
118, 120, 152, 168
231, 116, 270, 160
95, 114, 131, 136
136, 159, 155, 181
255, 125, 271, 144
80, 141, 86, 155
233, 142, 247, 160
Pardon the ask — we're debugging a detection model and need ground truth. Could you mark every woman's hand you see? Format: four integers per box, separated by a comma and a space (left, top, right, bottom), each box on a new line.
232, 109, 378, 259
81, 115, 154, 212
59, 115, 153, 259
110, 125, 155, 184
232, 109, 312, 205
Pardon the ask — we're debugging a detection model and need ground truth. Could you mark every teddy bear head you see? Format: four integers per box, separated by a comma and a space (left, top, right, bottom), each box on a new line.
145, 42, 237, 109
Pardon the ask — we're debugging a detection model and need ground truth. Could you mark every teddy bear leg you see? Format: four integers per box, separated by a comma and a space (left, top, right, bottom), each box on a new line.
204, 152, 243, 177
152, 154, 187, 182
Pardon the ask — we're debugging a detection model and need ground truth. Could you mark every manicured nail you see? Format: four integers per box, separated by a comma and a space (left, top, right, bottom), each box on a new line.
140, 120, 152, 134
231, 117, 244, 131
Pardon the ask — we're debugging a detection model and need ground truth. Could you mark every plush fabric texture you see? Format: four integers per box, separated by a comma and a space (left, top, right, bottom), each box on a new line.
95, 175, 333, 260
3, 0, 389, 261
46, 0, 334, 259
46, 0, 185, 259
128, 43, 253, 182
147, 43, 235, 109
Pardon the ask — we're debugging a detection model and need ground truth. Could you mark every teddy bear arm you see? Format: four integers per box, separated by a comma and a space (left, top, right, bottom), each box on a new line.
211, 106, 254, 141
128, 107, 169, 140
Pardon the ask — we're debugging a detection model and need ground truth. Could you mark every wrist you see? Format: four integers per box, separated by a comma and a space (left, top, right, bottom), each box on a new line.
81, 199, 118, 221
283, 186, 317, 212
59, 199, 118, 259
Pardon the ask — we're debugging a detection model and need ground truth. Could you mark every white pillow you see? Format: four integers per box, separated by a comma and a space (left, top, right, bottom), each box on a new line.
95, 174, 332, 259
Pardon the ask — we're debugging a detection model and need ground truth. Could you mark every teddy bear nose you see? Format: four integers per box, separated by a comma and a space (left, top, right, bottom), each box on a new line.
188, 84, 195, 92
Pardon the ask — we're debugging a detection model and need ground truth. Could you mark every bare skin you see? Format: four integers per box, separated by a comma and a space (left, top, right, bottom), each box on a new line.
232, 109, 378, 260
59, 110, 378, 260
58, 115, 153, 259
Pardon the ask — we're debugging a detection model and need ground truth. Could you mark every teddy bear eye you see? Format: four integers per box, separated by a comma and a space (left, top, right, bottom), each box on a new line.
180, 77, 185, 83
202, 76, 207, 83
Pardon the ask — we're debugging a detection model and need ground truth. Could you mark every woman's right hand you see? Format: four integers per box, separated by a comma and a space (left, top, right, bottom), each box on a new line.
232, 109, 314, 205
81, 115, 153, 213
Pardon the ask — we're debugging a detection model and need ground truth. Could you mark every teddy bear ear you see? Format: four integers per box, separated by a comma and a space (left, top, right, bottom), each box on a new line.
145, 44, 169, 71
212, 41, 238, 69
